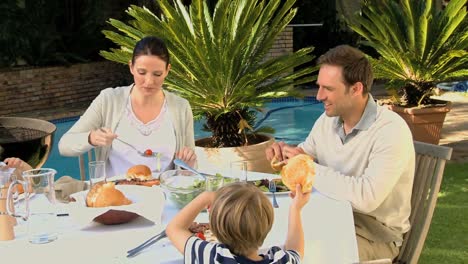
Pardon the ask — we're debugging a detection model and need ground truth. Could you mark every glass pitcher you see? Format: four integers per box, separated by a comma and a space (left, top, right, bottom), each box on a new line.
1, 169, 16, 240
7, 168, 58, 244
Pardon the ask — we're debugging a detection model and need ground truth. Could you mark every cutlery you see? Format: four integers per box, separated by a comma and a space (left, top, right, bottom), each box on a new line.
269, 180, 279, 208
173, 158, 217, 179
114, 137, 161, 160
127, 230, 167, 258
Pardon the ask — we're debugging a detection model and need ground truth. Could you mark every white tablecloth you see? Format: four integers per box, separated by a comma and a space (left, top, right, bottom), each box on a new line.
0, 174, 358, 264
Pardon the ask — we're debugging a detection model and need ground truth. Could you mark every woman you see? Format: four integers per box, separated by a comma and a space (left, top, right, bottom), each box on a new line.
59, 36, 196, 177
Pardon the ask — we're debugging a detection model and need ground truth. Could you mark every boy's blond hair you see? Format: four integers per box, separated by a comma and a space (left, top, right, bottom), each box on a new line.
209, 182, 274, 256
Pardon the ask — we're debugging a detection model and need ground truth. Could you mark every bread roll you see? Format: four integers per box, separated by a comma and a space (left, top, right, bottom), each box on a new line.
126, 165, 152, 181
280, 154, 315, 193
86, 182, 132, 207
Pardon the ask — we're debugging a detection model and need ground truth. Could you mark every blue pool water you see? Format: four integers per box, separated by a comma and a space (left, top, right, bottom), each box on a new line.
43, 98, 323, 179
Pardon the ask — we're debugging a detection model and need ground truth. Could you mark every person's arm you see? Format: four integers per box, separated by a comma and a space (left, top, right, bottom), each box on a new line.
58, 90, 107, 157
166, 191, 216, 254
4, 158, 33, 172
284, 184, 311, 259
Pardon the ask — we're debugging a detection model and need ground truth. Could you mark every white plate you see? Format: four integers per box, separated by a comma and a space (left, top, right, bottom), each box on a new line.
247, 179, 291, 195
106, 172, 160, 182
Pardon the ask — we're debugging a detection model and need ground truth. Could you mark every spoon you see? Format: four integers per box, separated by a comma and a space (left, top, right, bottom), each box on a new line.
173, 158, 213, 179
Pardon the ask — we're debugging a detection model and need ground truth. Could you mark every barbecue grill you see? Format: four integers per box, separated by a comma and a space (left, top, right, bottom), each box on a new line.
0, 117, 56, 168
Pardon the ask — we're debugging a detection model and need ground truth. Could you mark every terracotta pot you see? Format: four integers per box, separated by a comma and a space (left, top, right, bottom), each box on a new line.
387, 100, 452, 145
195, 134, 275, 174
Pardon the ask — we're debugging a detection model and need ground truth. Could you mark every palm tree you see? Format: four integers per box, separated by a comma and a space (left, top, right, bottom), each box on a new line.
346, 0, 468, 107
100, 0, 315, 147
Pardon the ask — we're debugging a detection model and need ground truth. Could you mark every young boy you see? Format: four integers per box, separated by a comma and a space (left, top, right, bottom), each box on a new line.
167, 182, 311, 263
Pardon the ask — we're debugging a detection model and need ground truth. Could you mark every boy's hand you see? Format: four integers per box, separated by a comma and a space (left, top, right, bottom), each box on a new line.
289, 184, 311, 210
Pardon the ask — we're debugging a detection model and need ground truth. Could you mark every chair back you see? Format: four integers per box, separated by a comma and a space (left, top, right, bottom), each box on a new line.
395, 141, 452, 264
78, 150, 95, 181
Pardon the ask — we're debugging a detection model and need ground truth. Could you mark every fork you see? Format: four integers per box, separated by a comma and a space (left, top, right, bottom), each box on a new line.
269, 180, 279, 208
127, 230, 167, 258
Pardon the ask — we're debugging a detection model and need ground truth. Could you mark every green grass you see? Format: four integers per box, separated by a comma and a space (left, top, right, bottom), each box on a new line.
419, 162, 468, 263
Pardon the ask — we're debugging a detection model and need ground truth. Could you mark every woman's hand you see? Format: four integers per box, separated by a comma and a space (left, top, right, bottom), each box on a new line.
176, 147, 197, 167
4, 157, 24, 169
88, 127, 117, 147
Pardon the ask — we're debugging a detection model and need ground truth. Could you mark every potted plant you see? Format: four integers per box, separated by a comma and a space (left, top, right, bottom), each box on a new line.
100, 0, 315, 171
345, 0, 468, 144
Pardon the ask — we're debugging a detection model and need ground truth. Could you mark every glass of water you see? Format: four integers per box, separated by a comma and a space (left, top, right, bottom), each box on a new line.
88, 161, 106, 188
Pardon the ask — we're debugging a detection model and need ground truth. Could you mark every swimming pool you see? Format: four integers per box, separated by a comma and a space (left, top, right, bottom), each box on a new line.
43, 98, 323, 179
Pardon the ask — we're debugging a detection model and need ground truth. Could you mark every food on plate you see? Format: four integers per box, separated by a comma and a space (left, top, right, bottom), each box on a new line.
144, 149, 153, 156
86, 182, 132, 207
115, 164, 160, 187
270, 156, 286, 172
168, 179, 205, 209
126, 164, 152, 180
281, 154, 315, 192
189, 222, 217, 242
250, 179, 289, 193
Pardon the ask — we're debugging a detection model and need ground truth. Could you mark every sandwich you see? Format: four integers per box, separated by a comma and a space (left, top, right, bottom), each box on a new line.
115, 164, 160, 187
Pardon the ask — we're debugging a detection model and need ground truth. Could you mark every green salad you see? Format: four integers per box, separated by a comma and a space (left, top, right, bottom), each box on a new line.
168, 173, 238, 208
169, 179, 205, 209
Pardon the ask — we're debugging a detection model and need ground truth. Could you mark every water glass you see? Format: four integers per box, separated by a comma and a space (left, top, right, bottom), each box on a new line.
205, 175, 224, 192
88, 161, 106, 187
230, 160, 248, 182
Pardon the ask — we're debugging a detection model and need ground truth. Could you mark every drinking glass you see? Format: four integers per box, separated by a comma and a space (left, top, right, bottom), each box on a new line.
230, 160, 248, 182
205, 175, 224, 192
88, 161, 106, 188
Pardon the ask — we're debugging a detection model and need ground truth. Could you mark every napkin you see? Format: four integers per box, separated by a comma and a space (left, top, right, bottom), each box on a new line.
54, 176, 87, 203
68, 185, 165, 228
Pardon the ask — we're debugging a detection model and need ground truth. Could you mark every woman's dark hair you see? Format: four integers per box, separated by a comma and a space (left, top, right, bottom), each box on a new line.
132, 36, 170, 67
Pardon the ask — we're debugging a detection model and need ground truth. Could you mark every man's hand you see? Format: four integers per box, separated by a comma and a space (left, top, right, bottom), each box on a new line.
266, 141, 287, 161
88, 127, 118, 146
282, 145, 305, 161
266, 142, 305, 162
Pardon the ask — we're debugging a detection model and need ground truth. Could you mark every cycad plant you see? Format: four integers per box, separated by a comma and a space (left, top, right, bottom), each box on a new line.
100, 0, 315, 147
346, 0, 468, 107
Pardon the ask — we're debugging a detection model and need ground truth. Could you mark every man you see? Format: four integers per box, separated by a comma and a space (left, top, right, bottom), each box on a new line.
266, 45, 415, 261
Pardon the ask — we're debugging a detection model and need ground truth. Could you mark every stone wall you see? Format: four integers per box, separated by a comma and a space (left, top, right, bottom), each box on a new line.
0, 61, 130, 119
267, 26, 294, 58
0, 29, 293, 120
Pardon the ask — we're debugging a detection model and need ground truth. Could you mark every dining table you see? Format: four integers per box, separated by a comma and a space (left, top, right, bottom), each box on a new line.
0, 171, 359, 264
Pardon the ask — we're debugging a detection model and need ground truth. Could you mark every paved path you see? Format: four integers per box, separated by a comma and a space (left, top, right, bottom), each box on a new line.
434, 92, 468, 163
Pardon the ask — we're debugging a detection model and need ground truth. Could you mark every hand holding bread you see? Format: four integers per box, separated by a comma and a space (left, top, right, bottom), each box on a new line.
272, 154, 315, 193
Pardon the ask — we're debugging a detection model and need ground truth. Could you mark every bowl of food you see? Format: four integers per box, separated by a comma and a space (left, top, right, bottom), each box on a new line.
159, 169, 205, 209
85, 181, 138, 225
